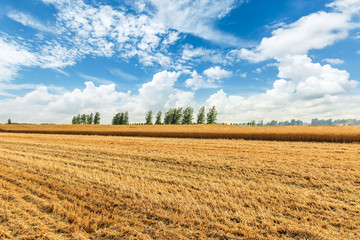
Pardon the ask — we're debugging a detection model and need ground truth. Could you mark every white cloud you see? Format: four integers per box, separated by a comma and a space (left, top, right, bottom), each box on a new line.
39, 0, 175, 67
185, 70, 219, 91
162, 31, 180, 45
181, 45, 223, 63
240, 73, 247, 78
322, 58, 344, 65
327, 0, 360, 14
0, 36, 38, 81
126, 71, 194, 116
204, 53, 359, 122
7, 11, 56, 33
234, 0, 360, 63
147, 0, 248, 46
203, 66, 232, 81
0, 71, 194, 124
237, 11, 353, 62
277, 55, 357, 99
39, 41, 82, 69
205, 88, 360, 123
209, 0, 360, 123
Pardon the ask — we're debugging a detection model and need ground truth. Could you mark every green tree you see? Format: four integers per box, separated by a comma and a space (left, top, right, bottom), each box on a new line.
164, 109, 174, 124
182, 107, 194, 124
172, 107, 183, 124
112, 113, 121, 125
123, 111, 129, 125
269, 120, 277, 126
7, 118, 11, 124
197, 106, 205, 124
94, 112, 101, 124
72, 116, 76, 124
87, 113, 94, 124
145, 110, 153, 125
155, 111, 162, 125
80, 114, 87, 124
206, 106, 217, 124
119, 112, 124, 125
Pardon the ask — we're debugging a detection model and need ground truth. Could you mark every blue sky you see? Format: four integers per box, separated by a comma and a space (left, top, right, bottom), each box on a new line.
0, 0, 359, 124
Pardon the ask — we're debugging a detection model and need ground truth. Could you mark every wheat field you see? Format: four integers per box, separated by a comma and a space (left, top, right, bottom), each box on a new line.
0, 130, 359, 239
1, 124, 360, 142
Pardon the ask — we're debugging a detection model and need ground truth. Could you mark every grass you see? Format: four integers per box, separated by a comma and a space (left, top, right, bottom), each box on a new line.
1, 124, 360, 142
0, 132, 359, 239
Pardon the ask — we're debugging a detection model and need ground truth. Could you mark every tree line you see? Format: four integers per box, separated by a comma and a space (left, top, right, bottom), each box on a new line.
72, 112, 100, 124
68, 109, 360, 126
112, 112, 129, 125
143, 106, 217, 125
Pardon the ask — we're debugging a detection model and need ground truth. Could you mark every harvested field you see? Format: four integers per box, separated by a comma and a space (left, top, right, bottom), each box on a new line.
0, 132, 359, 239
1, 124, 360, 142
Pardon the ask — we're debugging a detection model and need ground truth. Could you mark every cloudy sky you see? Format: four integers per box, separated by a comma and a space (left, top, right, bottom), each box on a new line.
0, 0, 360, 124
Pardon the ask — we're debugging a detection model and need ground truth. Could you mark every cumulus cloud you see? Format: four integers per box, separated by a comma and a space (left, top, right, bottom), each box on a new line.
203, 0, 360, 123
125, 71, 194, 118
184, 70, 219, 91
235, 11, 353, 62
0, 71, 194, 124
277, 55, 357, 98
203, 66, 232, 81
205, 88, 360, 123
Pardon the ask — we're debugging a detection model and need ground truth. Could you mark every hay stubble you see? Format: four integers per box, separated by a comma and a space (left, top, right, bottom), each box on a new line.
0, 132, 359, 239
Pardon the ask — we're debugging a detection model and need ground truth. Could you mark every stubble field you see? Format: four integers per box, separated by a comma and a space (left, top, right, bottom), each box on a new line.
0, 126, 359, 239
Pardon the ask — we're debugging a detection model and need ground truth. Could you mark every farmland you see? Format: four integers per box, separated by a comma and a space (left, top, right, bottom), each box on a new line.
1, 124, 360, 142
0, 128, 359, 239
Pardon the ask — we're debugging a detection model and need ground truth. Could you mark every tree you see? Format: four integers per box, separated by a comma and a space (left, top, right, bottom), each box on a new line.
94, 112, 101, 124
7, 119, 11, 124
182, 107, 194, 124
173, 107, 183, 124
87, 113, 94, 124
164, 109, 173, 124
163, 108, 183, 124
123, 112, 129, 125
206, 106, 217, 124
72, 116, 76, 124
155, 111, 162, 125
80, 114, 87, 124
197, 106, 205, 124
119, 112, 124, 125
269, 120, 277, 126
112, 113, 121, 125
257, 120, 263, 126
145, 110, 153, 125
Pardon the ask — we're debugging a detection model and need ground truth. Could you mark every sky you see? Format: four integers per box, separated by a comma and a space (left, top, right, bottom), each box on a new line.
0, 0, 360, 124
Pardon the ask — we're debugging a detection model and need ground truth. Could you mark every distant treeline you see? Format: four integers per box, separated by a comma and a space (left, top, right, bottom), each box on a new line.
6, 110, 359, 126
228, 118, 360, 126
72, 112, 101, 124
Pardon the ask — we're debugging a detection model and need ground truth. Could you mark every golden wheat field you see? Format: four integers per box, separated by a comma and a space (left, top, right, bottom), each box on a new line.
1, 124, 360, 142
0, 127, 359, 239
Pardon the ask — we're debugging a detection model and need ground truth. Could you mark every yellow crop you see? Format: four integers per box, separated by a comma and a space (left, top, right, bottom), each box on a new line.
0, 131, 359, 239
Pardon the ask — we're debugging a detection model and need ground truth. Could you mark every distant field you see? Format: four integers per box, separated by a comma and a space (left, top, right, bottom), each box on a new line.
0, 132, 359, 239
1, 124, 360, 142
